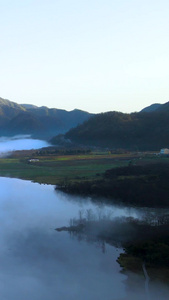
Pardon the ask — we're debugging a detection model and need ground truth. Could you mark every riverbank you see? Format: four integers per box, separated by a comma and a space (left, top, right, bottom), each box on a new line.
0, 149, 154, 185
1, 148, 169, 288
3, 148, 169, 210
57, 162, 169, 207
56, 218, 169, 284
1, 149, 169, 207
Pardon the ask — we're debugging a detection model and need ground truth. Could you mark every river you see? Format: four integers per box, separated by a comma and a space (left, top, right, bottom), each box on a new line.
0, 137, 169, 299
0, 177, 168, 300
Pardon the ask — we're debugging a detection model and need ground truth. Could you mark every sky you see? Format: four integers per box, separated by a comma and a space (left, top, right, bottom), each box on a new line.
0, 0, 169, 113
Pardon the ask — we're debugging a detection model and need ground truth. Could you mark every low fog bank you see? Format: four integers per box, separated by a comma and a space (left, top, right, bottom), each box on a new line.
57, 208, 169, 300
119, 274, 169, 300
0, 177, 169, 299
0, 135, 51, 156
0, 178, 125, 300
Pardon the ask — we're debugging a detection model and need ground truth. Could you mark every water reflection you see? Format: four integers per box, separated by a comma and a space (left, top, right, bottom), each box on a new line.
0, 177, 168, 300
0, 178, 126, 300
5, 230, 125, 300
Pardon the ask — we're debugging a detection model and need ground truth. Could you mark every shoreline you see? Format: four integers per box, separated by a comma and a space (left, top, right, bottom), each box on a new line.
55, 220, 169, 285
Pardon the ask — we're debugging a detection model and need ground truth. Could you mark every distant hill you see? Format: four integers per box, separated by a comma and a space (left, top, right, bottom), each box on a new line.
0, 97, 93, 138
141, 103, 162, 112
154, 101, 169, 112
2, 96, 169, 149
140, 101, 169, 113
64, 104, 169, 150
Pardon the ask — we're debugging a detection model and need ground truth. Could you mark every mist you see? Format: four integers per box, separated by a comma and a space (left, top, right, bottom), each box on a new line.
0, 178, 168, 299
0, 135, 50, 156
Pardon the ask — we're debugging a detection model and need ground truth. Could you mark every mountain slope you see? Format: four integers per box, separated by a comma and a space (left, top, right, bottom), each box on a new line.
64, 109, 169, 150
5, 112, 45, 135
141, 103, 161, 112
0, 97, 26, 119
0, 97, 93, 138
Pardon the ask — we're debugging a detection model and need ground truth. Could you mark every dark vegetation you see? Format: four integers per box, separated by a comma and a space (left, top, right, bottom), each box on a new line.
118, 221, 169, 283
140, 103, 161, 112
57, 162, 169, 207
36, 147, 92, 156
56, 210, 169, 282
64, 105, 169, 150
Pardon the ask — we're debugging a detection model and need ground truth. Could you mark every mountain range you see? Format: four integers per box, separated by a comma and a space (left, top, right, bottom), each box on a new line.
0, 97, 93, 138
1, 96, 169, 151
62, 101, 169, 151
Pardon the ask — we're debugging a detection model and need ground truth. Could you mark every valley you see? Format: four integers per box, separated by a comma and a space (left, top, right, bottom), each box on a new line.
1, 97, 169, 299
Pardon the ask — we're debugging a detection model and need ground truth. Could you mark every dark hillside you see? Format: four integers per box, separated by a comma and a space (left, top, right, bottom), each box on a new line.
154, 101, 169, 112
65, 110, 169, 150
58, 163, 169, 207
141, 103, 161, 112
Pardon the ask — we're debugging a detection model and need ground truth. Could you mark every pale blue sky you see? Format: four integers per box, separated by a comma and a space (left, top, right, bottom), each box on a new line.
0, 0, 169, 113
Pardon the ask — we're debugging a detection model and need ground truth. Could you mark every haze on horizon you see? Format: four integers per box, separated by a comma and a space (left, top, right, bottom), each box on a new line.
0, 0, 169, 114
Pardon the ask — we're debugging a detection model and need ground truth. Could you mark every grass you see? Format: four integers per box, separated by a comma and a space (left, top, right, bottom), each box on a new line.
0, 152, 131, 184
0, 150, 168, 185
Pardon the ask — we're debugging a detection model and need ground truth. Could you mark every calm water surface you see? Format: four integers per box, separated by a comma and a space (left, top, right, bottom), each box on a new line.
0, 178, 168, 300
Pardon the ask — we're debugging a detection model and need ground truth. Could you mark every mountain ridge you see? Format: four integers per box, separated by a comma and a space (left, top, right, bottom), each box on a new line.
0, 97, 93, 138
62, 102, 169, 151
140, 103, 162, 112
1, 96, 169, 150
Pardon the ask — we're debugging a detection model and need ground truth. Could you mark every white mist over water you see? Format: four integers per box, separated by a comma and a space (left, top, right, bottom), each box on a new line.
0, 178, 126, 300
0, 177, 168, 300
0, 135, 50, 155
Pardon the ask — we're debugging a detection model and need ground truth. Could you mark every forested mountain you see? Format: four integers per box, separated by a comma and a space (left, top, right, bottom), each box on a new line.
140, 101, 169, 113
0, 97, 93, 138
64, 102, 169, 150
141, 103, 161, 112
1, 96, 169, 150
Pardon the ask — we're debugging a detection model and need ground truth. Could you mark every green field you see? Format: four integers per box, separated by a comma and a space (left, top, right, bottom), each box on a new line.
0, 152, 138, 184
0, 150, 167, 185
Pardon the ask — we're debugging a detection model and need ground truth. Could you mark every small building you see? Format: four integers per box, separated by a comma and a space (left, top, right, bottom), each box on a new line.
28, 159, 39, 162
160, 148, 169, 155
